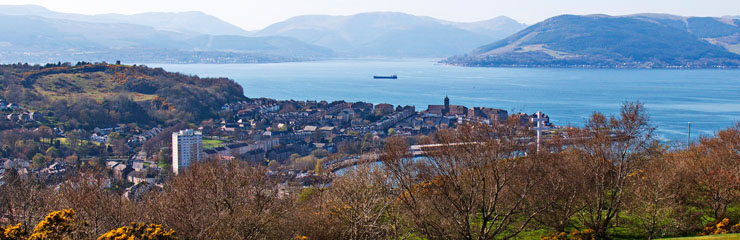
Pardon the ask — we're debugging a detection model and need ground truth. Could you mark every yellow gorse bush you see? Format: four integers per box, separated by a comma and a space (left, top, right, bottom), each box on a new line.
541, 230, 595, 240
97, 222, 177, 240
396, 177, 444, 202
540, 232, 567, 240
1, 223, 28, 240
28, 208, 76, 240
700, 218, 729, 235
1, 209, 178, 240
570, 229, 596, 240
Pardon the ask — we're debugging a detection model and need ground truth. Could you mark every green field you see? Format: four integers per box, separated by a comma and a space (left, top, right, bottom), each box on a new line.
34, 72, 157, 102
55, 137, 102, 146
202, 138, 226, 149
658, 234, 740, 240
157, 162, 171, 169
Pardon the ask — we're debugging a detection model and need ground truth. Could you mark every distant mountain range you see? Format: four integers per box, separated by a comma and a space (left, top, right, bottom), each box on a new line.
444, 14, 740, 68
4, 5, 740, 68
255, 12, 527, 57
0, 5, 333, 63
0, 5, 527, 62
0, 4, 250, 36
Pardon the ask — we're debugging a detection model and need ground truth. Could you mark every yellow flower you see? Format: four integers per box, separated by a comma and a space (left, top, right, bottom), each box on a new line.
97, 222, 177, 240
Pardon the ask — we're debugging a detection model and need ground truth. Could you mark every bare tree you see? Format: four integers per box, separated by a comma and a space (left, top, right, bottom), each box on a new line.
568, 101, 659, 238
327, 165, 397, 239
145, 160, 291, 240
291, 165, 399, 240
530, 148, 586, 233
678, 126, 740, 219
51, 170, 133, 238
0, 172, 51, 233
629, 147, 679, 240
382, 120, 542, 240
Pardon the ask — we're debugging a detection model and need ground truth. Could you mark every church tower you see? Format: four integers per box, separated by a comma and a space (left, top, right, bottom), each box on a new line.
443, 95, 450, 116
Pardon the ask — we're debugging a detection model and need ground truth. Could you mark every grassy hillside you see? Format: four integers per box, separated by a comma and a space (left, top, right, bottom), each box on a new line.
445, 14, 740, 68
658, 234, 740, 240
0, 62, 246, 129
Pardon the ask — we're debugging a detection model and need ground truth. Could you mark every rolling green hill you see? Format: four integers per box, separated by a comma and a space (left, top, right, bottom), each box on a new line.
444, 14, 740, 68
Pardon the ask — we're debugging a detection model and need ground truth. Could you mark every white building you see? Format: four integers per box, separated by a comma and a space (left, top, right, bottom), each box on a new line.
172, 129, 203, 174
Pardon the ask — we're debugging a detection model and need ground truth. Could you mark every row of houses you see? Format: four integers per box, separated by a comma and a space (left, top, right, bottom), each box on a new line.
88, 125, 127, 144
2, 158, 30, 171
1, 158, 70, 182
262, 110, 326, 128
5, 111, 42, 122
366, 106, 416, 133
129, 127, 163, 144
93, 125, 125, 135
203, 137, 280, 159
105, 152, 161, 186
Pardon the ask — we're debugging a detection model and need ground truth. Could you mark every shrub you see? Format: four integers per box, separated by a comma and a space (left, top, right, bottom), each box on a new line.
1, 223, 28, 240
97, 222, 177, 240
732, 223, 740, 233
540, 232, 568, 240
571, 229, 596, 240
28, 209, 77, 240
700, 218, 737, 235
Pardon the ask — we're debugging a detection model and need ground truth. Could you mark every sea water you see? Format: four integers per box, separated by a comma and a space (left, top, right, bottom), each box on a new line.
150, 58, 740, 142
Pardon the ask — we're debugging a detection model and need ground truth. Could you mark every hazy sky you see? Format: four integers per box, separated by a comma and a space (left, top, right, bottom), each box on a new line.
0, 0, 738, 30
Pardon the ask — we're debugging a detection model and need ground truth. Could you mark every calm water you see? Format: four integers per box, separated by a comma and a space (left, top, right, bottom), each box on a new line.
150, 58, 740, 142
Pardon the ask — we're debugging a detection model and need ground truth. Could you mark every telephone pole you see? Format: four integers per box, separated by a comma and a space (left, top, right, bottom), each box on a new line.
687, 122, 691, 147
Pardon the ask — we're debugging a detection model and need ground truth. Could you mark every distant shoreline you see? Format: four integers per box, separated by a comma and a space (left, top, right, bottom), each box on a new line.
442, 63, 740, 70
440, 59, 740, 70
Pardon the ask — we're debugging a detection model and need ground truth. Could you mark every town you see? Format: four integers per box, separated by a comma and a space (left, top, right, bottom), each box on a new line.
0, 94, 556, 197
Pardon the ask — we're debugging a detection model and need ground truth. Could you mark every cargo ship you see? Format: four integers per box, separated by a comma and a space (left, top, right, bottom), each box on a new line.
373, 75, 397, 79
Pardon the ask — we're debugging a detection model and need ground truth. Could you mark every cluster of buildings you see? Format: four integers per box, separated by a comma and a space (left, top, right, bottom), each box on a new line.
1, 98, 42, 124
4, 111, 43, 123
166, 97, 550, 175
105, 151, 160, 184
1, 98, 43, 124
103, 151, 163, 200
0, 93, 555, 193
425, 96, 509, 123
222, 100, 281, 118
353, 106, 416, 133
129, 127, 163, 145
1, 158, 69, 182
89, 125, 163, 147
90, 125, 125, 143
215, 96, 547, 143
0, 159, 31, 183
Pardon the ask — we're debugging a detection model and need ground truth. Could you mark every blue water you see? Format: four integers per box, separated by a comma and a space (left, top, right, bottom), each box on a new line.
149, 58, 740, 142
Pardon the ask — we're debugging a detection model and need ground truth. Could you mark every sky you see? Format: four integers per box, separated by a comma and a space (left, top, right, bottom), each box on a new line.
0, 0, 738, 30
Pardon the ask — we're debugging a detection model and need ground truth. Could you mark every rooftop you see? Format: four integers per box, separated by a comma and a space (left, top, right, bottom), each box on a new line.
174, 129, 202, 136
